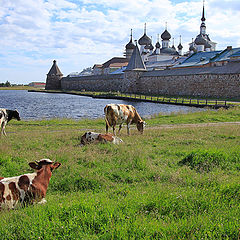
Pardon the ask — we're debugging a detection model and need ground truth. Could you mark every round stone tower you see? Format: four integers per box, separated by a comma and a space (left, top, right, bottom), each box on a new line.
45, 60, 63, 90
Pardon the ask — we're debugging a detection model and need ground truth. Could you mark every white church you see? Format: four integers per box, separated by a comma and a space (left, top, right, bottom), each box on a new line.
124, 2, 217, 70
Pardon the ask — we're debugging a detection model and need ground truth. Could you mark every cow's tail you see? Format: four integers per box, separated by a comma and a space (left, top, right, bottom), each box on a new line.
104, 106, 111, 128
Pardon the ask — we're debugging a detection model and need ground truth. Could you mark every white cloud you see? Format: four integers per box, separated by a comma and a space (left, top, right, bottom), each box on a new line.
0, 0, 239, 84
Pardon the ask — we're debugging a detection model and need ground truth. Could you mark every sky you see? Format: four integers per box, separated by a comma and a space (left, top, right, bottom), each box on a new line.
0, 0, 240, 84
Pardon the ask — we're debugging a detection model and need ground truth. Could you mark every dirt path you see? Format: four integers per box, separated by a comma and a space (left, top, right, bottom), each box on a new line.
7, 121, 240, 135
147, 121, 240, 130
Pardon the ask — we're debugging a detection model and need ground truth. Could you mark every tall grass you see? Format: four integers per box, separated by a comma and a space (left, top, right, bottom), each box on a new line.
0, 107, 239, 239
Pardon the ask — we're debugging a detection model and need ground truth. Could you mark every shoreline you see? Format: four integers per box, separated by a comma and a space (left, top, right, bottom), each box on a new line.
28, 89, 232, 109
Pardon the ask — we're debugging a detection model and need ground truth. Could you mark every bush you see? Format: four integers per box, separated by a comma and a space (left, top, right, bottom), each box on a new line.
179, 149, 240, 172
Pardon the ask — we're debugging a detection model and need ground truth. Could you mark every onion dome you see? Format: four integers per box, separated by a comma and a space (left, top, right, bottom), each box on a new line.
194, 34, 207, 45
161, 29, 171, 40
126, 40, 135, 50
138, 23, 151, 46
178, 43, 183, 50
138, 33, 151, 45
155, 34, 161, 48
149, 43, 154, 51
125, 29, 135, 49
156, 41, 161, 48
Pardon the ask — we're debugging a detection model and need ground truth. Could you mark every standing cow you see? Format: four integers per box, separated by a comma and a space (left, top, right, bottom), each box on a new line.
104, 104, 145, 135
0, 159, 61, 210
0, 108, 21, 136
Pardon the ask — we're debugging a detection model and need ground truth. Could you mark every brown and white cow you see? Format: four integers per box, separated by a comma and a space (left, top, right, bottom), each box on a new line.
80, 131, 123, 146
0, 108, 21, 136
0, 159, 61, 210
104, 104, 145, 135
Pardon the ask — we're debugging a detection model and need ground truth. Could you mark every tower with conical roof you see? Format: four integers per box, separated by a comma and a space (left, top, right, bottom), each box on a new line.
125, 29, 135, 60
45, 60, 63, 90
125, 42, 146, 71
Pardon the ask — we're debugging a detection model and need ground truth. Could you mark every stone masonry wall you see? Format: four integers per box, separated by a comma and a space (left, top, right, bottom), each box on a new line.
137, 73, 240, 98
60, 72, 240, 98
61, 74, 123, 92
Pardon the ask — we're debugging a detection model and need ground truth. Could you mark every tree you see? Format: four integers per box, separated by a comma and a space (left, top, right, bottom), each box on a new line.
5, 81, 11, 87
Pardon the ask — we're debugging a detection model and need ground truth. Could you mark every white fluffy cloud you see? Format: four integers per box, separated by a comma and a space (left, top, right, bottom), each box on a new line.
0, 0, 239, 83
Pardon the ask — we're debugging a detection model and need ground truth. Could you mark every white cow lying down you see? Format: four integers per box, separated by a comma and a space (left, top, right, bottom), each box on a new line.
80, 132, 123, 146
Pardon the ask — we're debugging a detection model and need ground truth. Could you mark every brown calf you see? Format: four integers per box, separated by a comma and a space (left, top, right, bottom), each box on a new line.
0, 159, 61, 210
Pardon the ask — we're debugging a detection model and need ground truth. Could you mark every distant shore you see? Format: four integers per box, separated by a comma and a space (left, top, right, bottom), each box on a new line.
28, 89, 239, 109
0, 86, 38, 90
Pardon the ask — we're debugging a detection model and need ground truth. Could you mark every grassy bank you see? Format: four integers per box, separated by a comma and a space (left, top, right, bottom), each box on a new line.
0, 86, 41, 90
0, 107, 240, 239
29, 89, 240, 107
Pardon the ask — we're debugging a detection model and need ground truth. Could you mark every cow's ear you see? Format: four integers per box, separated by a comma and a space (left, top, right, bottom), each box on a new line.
52, 162, 61, 170
29, 162, 41, 170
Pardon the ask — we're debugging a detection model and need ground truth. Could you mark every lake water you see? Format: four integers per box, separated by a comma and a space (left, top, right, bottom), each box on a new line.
0, 90, 204, 120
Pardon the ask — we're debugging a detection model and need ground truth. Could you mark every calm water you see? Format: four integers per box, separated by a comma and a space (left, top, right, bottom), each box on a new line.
0, 90, 204, 120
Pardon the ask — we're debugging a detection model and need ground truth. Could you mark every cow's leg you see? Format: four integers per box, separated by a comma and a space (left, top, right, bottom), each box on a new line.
106, 122, 109, 133
118, 124, 122, 134
0, 121, 3, 136
113, 125, 116, 136
2, 122, 7, 136
127, 123, 130, 135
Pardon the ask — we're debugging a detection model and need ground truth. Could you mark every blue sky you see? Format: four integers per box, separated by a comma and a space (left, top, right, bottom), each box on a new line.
0, 0, 240, 84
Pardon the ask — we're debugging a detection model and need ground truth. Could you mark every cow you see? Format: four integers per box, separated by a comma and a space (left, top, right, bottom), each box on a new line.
0, 108, 21, 136
104, 104, 145, 135
80, 131, 123, 146
0, 159, 61, 210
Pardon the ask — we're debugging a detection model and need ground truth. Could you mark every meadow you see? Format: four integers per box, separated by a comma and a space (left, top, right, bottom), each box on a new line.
0, 107, 240, 239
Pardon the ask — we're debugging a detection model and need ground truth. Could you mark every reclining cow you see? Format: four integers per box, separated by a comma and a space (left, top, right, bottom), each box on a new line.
0, 108, 21, 136
80, 131, 123, 146
104, 104, 145, 135
0, 159, 61, 210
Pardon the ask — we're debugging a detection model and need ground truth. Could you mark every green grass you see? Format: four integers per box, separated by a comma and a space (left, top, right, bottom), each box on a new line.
0, 107, 240, 239
31, 89, 240, 106
0, 86, 38, 90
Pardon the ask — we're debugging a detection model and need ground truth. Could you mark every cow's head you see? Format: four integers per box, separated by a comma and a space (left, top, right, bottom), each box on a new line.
80, 132, 88, 146
136, 120, 145, 134
13, 110, 21, 121
80, 132, 100, 146
29, 159, 61, 172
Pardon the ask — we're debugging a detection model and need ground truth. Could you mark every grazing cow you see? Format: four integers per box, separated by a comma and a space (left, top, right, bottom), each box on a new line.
0, 108, 21, 136
104, 104, 145, 135
0, 159, 61, 210
80, 131, 123, 146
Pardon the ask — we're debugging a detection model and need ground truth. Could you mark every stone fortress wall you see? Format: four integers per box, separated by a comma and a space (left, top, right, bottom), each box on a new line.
61, 74, 124, 92
61, 70, 240, 99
